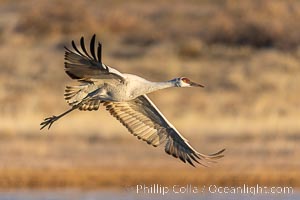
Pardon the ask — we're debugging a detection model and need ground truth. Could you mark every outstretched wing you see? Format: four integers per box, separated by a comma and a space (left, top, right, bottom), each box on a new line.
103, 95, 225, 167
64, 34, 125, 82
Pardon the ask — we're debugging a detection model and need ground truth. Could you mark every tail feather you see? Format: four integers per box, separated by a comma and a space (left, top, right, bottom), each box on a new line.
79, 99, 101, 111
64, 85, 86, 106
64, 85, 101, 111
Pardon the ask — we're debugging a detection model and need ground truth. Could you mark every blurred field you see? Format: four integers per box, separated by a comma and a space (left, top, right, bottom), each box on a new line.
0, 0, 299, 189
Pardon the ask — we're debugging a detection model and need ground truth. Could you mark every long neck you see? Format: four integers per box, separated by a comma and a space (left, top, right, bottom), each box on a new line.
140, 80, 176, 96
126, 74, 177, 98
132, 79, 175, 96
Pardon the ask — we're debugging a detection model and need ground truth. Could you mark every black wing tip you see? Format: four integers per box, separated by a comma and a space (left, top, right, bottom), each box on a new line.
64, 46, 71, 51
67, 34, 100, 60
209, 148, 226, 157
71, 40, 76, 48
90, 34, 98, 61
196, 148, 226, 161
165, 149, 197, 167
92, 34, 96, 40
80, 36, 92, 59
97, 42, 102, 63
186, 157, 196, 167
82, 34, 102, 63
165, 147, 226, 167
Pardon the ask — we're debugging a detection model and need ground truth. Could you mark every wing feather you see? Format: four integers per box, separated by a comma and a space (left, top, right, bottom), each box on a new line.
64, 34, 125, 82
90, 35, 97, 61
72, 40, 85, 57
97, 42, 102, 62
104, 95, 225, 166
80, 37, 93, 59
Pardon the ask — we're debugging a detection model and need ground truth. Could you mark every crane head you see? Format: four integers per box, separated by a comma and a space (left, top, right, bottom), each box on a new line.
175, 77, 204, 88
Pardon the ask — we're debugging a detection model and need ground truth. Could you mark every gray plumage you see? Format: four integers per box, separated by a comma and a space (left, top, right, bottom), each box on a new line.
40, 35, 225, 167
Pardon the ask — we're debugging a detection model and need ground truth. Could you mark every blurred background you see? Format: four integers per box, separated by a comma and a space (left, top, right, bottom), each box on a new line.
0, 0, 299, 199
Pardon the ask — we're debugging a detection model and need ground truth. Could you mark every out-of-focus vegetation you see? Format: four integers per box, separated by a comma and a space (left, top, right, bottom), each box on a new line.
0, 0, 299, 188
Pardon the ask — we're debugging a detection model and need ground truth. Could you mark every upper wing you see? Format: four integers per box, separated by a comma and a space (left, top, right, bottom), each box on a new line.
64, 34, 125, 82
103, 95, 225, 167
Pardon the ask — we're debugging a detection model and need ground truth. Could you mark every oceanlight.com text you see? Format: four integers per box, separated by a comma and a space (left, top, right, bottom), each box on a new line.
208, 184, 293, 195
135, 184, 293, 195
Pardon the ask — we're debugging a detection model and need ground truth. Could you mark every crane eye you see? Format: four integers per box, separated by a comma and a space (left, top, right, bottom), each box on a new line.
181, 77, 190, 83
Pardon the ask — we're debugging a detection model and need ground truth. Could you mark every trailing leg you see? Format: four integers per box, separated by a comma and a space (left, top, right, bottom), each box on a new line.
40, 106, 78, 130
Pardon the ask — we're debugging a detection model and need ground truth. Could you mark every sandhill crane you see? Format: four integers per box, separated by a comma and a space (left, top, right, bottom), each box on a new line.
40, 35, 225, 167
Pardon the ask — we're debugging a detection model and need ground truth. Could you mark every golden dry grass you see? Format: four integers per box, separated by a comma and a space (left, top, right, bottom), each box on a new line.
0, 0, 299, 188
0, 132, 299, 188
0, 168, 299, 189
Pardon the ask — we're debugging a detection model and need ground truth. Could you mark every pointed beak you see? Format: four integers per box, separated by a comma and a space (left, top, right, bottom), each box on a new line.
190, 81, 204, 88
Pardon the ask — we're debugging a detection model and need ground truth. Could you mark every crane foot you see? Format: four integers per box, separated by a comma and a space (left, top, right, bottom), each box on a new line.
40, 115, 59, 130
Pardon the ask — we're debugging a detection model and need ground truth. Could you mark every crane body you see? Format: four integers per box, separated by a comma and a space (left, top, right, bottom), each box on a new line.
40, 35, 225, 167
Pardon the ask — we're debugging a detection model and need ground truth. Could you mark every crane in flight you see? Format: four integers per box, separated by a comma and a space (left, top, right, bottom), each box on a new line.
40, 35, 225, 167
